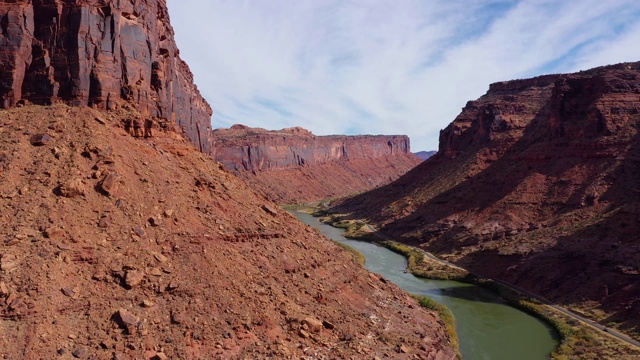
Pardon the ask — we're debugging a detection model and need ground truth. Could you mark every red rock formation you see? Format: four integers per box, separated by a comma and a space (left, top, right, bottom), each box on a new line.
214, 125, 411, 170
213, 125, 421, 203
334, 61, 640, 331
0, 0, 214, 154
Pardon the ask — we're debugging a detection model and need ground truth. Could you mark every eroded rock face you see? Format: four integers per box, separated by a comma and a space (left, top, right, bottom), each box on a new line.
438, 74, 559, 158
213, 125, 421, 203
214, 125, 412, 171
0, 0, 213, 154
438, 63, 640, 159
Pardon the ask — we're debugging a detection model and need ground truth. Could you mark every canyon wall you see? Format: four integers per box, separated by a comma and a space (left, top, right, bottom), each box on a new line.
213, 125, 421, 204
0, 0, 214, 154
334, 62, 640, 331
214, 124, 411, 171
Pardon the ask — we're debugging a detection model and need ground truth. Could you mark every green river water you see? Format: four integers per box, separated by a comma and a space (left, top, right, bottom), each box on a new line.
291, 211, 559, 360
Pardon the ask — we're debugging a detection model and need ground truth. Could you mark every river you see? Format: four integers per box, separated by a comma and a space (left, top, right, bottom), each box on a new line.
291, 210, 559, 360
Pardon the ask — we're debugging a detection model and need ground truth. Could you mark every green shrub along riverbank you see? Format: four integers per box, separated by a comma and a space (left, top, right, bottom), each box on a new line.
313, 212, 640, 360
412, 294, 461, 359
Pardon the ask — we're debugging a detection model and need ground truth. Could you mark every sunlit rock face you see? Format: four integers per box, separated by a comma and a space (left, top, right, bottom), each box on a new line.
0, 0, 213, 154
214, 125, 412, 170
213, 125, 420, 204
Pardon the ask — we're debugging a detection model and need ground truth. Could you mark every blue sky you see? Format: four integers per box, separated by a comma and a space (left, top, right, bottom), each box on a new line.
166, 0, 640, 151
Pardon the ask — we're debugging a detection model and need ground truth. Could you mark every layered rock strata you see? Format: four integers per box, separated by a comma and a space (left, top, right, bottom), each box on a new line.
214, 124, 412, 171
213, 125, 421, 203
0, 0, 214, 154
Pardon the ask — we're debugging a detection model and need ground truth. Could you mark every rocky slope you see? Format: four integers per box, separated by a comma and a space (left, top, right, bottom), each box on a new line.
0, 104, 455, 359
0, 0, 214, 154
213, 125, 421, 204
333, 62, 640, 332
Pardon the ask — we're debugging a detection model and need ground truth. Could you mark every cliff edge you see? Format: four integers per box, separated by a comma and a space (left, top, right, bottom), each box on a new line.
213, 125, 421, 204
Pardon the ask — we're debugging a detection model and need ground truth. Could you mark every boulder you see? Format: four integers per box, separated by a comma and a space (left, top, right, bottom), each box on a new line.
115, 308, 140, 334
302, 317, 323, 333
125, 270, 144, 288
0, 255, 18, 272
59, 179, 86, 198
99, 174, 120, 195
29, 134, 52, 146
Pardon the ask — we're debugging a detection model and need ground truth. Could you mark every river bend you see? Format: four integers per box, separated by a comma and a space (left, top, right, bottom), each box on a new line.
291, 211, 558, 360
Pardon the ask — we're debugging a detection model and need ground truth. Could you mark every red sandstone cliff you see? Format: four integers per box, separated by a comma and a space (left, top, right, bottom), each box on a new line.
333, 62, 640, 332
213, 125, 421, 204
0, 0, 214, 154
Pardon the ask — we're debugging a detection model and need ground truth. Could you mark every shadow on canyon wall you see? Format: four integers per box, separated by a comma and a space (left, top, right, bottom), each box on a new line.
334, 95, 640, 331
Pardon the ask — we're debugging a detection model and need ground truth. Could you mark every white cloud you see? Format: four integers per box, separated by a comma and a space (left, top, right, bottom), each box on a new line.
166, 0, 640, 151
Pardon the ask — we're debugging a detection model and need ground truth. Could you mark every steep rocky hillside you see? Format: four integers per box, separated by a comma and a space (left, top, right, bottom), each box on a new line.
0, 0, 214, 154
333, 62, 640, 332
213, 125, 421, 204
0, 104, 455, 359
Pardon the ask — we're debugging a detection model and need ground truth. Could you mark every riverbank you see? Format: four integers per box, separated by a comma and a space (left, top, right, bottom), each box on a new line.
291, 208, 561, 358
286, 206, 463, 358
307, 207, 640, 359
412, 294, 460, 358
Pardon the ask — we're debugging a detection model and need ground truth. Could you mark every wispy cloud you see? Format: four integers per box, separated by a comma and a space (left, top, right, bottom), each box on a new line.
167, 0, 640, 151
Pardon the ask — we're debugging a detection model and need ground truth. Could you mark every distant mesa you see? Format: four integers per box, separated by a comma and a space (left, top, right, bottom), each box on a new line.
212, 124, 421, 204
213, 124, 412, 171
414, 150, 437, 161
217, 124, 314, 137
282, 126, 314, 136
